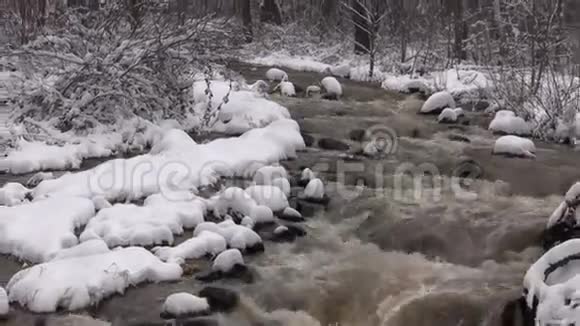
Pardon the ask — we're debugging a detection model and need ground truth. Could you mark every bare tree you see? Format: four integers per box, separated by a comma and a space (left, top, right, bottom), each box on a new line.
260, 0, 282, 25
241, 0, 253, 43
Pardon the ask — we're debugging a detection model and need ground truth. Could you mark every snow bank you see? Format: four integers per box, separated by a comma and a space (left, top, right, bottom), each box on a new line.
420, 91, 455, 114
162, 293, 209, 318
382, 75, 431, 94
265, 68, 288, 81
321, 77, 342, 97
0, 183, 30, 207
212, 249, 244, 273
0, 197, 95, 262
153, 231, 226, 264
192, 80, 292, 134
493, 135, 536, 158
304, 178, 325, 200
7, 247, 182, 312
49, 239, 110, 261
80, 193, 206, 247
193, 221, 262, 251
249, 54, 332, 74
245, 185, 289, 212
33, 119, 305, 203
523, 239, 580, 324
489, 111, 531, 136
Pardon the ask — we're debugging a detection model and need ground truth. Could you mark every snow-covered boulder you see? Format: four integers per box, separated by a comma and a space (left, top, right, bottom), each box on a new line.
300, 168, 316, 187
437, 108, 458, 123
248, 80, 269, 94
489, 112, 531, 136
523, 239, 580, 324
249, 205, 275, 224
7, 247, 182, 312
277, 81, 296, 97
265, 68, 288, 81
0, 287, 8, 317
0, 183, 30, 207
304, 178, 325, 200
271, 177, 291, 197
453, 108, 464, 117
153, 231, 227, 264
279, 207, 303, 222
161, 293, 210, 319
420, 91, 455, 114
321, 77, 342, 98
245, 185, 289, 212
193, 222, 263, 253
492, 135, 536, 158
253, 165, 288, 184
306, 85, 321, 97
212, 249, 244, 273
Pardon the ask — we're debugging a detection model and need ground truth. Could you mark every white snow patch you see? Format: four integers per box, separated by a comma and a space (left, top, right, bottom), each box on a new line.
212, 249, 244, 273
0, 197, 95, 262
49, 239, 110, 261
80, 193, 206, 247
153, 231, 226, 264
274, 225, 289, 235
493, 135, 536, 158
7, 247, 182, 312
33, 119, 305, 203
304, 178, 325, 200
162, 293, 209, 317
321, 77, 342, 97
0, 183, 30, 207
420, 91, 455, 114
265, 68, 288, 81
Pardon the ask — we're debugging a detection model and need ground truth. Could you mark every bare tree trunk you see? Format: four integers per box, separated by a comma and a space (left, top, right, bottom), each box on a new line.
260, 0, 282, 25
241, 0, 253, 43
353, 0, 370, 54
453, 0, 466, 60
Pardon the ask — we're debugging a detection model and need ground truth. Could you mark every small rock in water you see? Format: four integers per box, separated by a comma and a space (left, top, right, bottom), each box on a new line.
272, 224, 307, 242
318, 138, 349, 151
304, 178, 325, 200
26, 172, 54, 188
160, 293, 210, 320
299, 168, 316, 187
306, 85, 321, 97
279, 207, 304, 222
448, 134, 470, 143
198, 287, 240, 313
196, 250, 253, 283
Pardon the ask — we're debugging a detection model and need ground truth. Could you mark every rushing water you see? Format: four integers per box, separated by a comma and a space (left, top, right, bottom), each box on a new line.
2, 63, 579, 325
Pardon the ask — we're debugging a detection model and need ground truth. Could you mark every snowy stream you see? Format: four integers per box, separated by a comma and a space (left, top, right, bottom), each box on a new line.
3, 62, 580, 326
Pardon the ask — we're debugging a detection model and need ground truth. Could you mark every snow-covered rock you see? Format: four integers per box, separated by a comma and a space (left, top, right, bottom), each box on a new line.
437, 108, 458, 123
193, 222, 263, 252
265, 68, 288, 81
0, 197, 95, 262
91, 196, 112, 211
281, 207, 302, 221
454, 108, 464, 117
248, 80, 269, 94
566, 182, 580, 204
161, 293, 209, 319
321, 77, 342, 97
0, 287, 8, 317
245, 185, 289, 212
249, 205, 275, 224
48, 239, 110, 261
489, 111, 531, 136
420, 91, 455, 114
306, 85, 321, 96
300, 168, 316, 185
0, 183, 30, 207
274, 225, 289, 235
493, 135, 536, 158
277, 81, 296, 97
80, 194, 206, 248
212, 249, 244, 273
26, 172, 54, 188
153, 231, 226, 264
241, 216, 255, 228
304, 178, 325, 200
402, 80, 430, 94
7, 247, 182, 312
523, 239, 580, 324
253, 165, 288, 184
